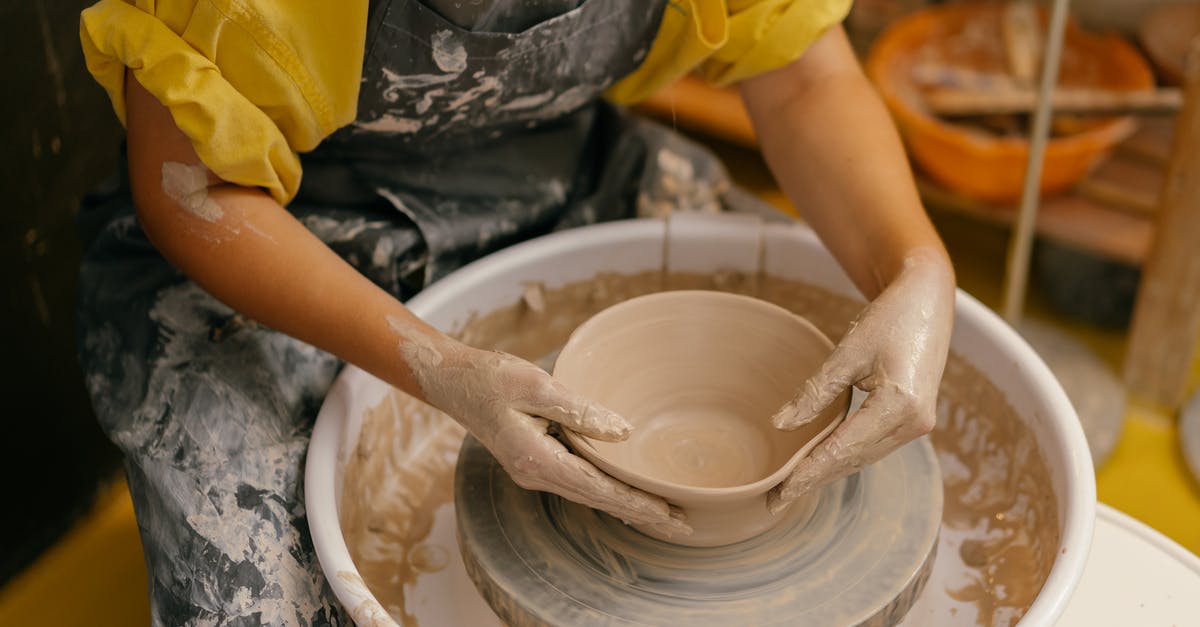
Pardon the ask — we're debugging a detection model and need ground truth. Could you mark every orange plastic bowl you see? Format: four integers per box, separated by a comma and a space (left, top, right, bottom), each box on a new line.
866, 4, 1153, 204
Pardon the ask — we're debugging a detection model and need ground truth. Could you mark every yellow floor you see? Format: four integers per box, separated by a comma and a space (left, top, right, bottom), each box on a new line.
3, 161, 1199, 625
0, 480, 149, 626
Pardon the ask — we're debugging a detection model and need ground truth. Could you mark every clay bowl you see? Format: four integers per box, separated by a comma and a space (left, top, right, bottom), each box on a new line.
554, 290, 850, 547
866, 3, 1153, 203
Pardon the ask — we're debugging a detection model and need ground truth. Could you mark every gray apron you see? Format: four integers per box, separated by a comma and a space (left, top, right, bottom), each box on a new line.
77, 1, 750, 624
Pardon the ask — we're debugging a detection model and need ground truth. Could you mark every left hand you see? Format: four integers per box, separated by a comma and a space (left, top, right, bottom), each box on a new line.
767, 250, 954, 514
396, 332, 692, 537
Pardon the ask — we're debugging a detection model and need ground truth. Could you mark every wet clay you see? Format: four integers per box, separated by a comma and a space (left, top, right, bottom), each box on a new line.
554, 290, 850, 546
456, 431, 941, 626
755, 275, 1059, 627
339, 391, 466, 625
768, 249, 954, 514
340, 270, 1058, 626
556, 291, 844, 490
603, 405, 778, 488
385, 312, 688, 535
753, 276, 1059, 627
933, 354, 1061, 627
161, 161, 222, 222
338, 272, 669, 624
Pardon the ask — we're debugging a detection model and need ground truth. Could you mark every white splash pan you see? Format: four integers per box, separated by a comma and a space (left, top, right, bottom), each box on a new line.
306, 214, 1096, 625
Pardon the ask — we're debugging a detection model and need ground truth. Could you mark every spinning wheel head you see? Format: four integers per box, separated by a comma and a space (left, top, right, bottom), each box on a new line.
454, 435, 943, 627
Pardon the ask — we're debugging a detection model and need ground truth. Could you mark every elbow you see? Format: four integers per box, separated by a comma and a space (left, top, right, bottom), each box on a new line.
128, 155, 173, 248
128, 156, 231, 258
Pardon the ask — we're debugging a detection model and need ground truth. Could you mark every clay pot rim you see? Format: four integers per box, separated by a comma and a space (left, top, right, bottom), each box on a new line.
557, 290, 850, 498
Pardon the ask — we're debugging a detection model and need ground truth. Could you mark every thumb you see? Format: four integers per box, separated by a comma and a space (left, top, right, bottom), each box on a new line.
516, 378, 633, 442
772, 346, 859, 431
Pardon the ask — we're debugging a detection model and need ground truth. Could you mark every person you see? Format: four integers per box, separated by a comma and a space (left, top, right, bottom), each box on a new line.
78, 0, 955, 623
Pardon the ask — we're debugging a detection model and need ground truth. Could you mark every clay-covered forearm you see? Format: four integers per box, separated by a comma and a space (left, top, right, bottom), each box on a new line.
739, 26, 953, 298
123, 75, 686, 530
123, 70, 436, 398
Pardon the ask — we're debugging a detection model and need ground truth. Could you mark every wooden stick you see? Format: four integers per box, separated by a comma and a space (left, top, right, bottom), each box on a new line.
925, 86, 1183, 116
1001, 0, 1072, 324
1003, 0, 1042, 87
1075, 177, 1159, 216
1123, 38, 1200, 409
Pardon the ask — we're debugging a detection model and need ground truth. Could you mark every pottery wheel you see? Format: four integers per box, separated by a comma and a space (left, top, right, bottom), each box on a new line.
454, 436, 943, 626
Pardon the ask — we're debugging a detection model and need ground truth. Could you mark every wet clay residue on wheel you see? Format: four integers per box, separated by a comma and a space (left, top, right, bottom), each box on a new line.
339, 271, 1059, 627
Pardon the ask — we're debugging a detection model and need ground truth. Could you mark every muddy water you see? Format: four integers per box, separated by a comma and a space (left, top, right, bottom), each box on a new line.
339, 271, 1059, 626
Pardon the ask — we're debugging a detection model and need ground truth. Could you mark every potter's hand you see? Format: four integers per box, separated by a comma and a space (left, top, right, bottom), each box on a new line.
767, 252, 954, 514
400, 331, 692, 536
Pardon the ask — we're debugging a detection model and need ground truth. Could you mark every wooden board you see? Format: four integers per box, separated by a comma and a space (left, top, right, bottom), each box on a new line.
1123, 41, 1200, 409
1076, 156, 1163, 216
916, 180, 1153, 266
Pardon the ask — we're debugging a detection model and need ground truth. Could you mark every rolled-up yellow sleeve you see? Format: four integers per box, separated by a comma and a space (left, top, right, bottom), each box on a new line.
702, 0, 852, 85
80, 0, 367, 204
607, 0, 852, 104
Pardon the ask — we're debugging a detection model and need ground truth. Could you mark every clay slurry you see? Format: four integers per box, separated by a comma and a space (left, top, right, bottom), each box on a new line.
341, 271, 1060, 624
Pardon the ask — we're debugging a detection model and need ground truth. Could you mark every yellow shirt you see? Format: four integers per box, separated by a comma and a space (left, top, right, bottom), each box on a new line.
80, 0, 850, 205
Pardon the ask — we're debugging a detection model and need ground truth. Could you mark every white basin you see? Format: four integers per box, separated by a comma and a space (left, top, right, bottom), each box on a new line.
305, 215, 1095, 625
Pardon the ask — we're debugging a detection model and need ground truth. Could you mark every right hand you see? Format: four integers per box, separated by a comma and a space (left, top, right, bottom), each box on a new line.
399, 329, 692, 537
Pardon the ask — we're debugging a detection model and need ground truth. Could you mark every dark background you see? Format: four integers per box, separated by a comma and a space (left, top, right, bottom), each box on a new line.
1, 0, 124, 584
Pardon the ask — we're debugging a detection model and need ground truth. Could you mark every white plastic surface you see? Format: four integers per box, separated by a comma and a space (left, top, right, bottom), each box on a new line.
664, 211, 763, 275
1057, 503, 1200, 625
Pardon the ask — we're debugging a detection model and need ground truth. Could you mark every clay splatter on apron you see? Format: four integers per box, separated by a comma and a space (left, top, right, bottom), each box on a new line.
73, 1, 779, 624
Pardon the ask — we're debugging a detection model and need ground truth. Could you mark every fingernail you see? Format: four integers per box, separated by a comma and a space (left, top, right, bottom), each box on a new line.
769, 476, 814, 515
647, 520, 692, 538
772, 399, 811, 431
669, 518, 694, 535
665, 505, 692, 534
781, 479, 808, 503
611, 414, 633, 439
590, 402, 631, 438
766, 488, 786, 516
